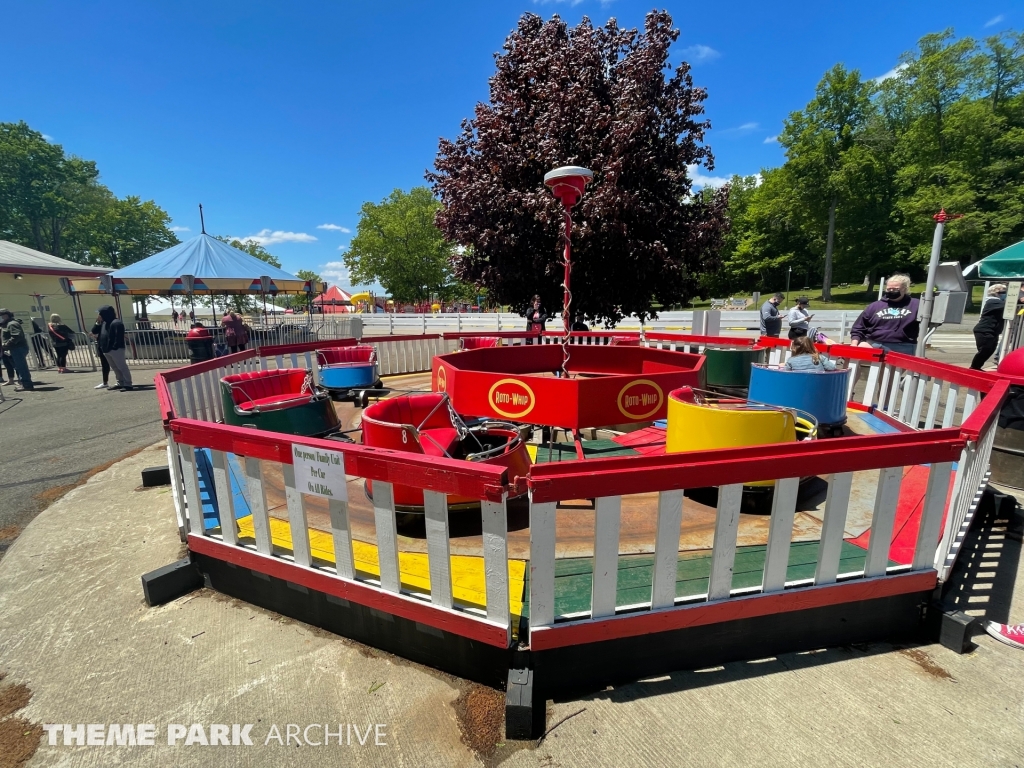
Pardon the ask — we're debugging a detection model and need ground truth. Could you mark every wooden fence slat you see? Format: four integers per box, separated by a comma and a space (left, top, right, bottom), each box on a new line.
210, 449, 237, 545
423, 490, 453, 609
651, 489, 685, 609
897, 373, 913, 421
861, 363, 881, 407
194, 371, 209, 422
913, 461, 954, 570
185, 379, 198, 420
761, 477, 800, 593
165, 433, 187, 535
876, 365, 892, 410
708, 484, 744, 600
372, 481, 401, 592
910, 375, 929, 428
864, 466, 904, 577
529, 497, 557, 627
282, 463, 312, 568
172, 380, 188, 418
329, 498, 355, 579
941, 383, 959, 428
963, 389, 978, 421
591, 495, 622, 618
814, 471, 854, 584
179, 444, 205, 536
481, 496, 510, 630
924, 381, 942, 430
243, 457, 272, 555
936, 445, 973, 572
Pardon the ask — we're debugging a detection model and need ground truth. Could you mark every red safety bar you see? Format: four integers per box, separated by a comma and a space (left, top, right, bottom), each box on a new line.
168, 417, 509, 501
527, 428, 965, 503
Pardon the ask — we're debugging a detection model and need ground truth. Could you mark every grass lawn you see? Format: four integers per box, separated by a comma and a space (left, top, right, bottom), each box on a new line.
682, 283, 986, 313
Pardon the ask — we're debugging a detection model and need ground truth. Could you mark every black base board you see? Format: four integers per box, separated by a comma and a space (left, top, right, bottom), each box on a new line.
531, 590, 932, 698
191, 551, 511, 688
191, 550, 939, 740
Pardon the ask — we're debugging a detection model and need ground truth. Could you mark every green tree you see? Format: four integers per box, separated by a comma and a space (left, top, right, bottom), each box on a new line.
344, 187, 456, 304
779, 64, 875, 301
0, 121, 103, 259
86, 194, 179, 268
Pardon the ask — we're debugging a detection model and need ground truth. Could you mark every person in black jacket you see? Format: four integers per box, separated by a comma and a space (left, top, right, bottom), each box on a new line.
96, 305, 133, 391
972, 284, 1009, 370
524, 295, 548, 345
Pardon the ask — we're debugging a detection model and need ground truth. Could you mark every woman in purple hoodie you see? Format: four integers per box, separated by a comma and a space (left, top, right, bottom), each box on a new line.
850, 274, 919, 355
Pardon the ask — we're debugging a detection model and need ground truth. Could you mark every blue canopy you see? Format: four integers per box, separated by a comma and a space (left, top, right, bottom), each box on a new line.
83, 233, 311, 295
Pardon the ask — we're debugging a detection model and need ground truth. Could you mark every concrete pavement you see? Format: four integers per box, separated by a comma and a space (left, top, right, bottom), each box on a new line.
0, 442, 1022, 766
0, 364, 170, 560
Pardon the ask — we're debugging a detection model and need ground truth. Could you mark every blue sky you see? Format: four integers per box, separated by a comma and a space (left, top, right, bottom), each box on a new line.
1, 0, 1015, 291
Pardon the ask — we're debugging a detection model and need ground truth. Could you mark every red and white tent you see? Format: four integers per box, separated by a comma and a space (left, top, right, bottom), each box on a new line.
313, 285, 353, 313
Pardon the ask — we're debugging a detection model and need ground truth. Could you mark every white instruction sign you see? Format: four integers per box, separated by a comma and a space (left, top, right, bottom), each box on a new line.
291, 445, 348, 501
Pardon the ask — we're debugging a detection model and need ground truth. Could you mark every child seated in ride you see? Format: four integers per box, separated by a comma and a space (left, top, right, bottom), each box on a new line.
785, 335, 843, 372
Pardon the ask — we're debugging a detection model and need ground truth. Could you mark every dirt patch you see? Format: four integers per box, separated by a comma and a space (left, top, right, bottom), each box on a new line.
0, 684, 31, 719
899, 648, 955, 681
0, 526, 20, 542
454, 683, 505, 759
0, 677, 41, 768
0, 719, 43, 768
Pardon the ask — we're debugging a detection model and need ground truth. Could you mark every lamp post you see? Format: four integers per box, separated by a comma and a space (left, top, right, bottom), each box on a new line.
544, 166, 594, 338
785, 266, 792, 308
915, 209, 961, 358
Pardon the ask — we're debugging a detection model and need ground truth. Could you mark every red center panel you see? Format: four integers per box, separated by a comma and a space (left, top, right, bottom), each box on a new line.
432, 344, 706, 429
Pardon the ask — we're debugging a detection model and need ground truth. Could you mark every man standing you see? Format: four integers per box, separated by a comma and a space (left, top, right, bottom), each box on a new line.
850, 274, 919, 355
524, 295, 547, 345
759, 293, 785, 337
96, 305, 133, 391
0, 309, 34, 391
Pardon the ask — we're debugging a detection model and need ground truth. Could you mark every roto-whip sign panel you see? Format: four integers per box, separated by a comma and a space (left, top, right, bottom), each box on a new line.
291, 445, 349, 501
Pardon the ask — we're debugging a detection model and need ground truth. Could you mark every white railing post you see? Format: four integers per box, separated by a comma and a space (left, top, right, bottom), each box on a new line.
864, 467, 904, 577
372, 481, 401, 593
423, 490, 453, 609
815, 471, 854, 584
651, 490, 684, 609
708, 484, 743, 600
761, 477, 800, 592
481, 494, 510, 635
210, 449, 237, 546
178, 444, 205, 537
243, 457, 272, 555
913, 461, 954, 570
591, 496, 622, 619
529, 495, 557, 628
282, 463, 312, 568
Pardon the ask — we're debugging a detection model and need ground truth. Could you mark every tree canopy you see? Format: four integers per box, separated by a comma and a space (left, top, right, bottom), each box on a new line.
717, 28, 1024, 299
0, 121, 179, 267
343, 187, 460, 304
429, 11, 729, 324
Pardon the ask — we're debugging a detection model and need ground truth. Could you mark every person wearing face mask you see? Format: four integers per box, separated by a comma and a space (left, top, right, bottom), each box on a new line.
850, 274, 920, 355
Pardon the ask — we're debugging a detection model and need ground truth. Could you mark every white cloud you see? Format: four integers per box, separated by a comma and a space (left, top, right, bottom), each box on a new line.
42, 134, 54, 141
687, 164, 729, 189
764, 135, 778, 144
873, 63, 908, 83
531, 0, 588, 6
737, 122, 758, 132
229, 229, 317, 246
320, 260, 349, 284
985, 14, 1005, 28
317, 224, 351, 233
170, 226, 191, 232
682, 44, 721, 63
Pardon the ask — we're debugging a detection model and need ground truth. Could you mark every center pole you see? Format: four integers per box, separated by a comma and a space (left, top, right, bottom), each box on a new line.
562, 206, 572, 337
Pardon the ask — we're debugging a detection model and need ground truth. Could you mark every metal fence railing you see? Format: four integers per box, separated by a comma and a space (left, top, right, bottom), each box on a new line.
26, 332, 98, 372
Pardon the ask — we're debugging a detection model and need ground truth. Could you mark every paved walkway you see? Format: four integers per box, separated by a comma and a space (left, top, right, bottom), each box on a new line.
0, 364, 170, 559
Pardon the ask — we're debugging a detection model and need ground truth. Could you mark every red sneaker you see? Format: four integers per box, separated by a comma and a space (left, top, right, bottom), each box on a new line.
985, 622, 1024, 650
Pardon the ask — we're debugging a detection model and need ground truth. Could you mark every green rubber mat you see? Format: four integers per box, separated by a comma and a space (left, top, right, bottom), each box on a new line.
533, 438, 639, 463
520, 541, 883, 619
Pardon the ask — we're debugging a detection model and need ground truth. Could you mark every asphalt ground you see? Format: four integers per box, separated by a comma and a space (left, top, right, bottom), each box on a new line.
0, 364, 171, 559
